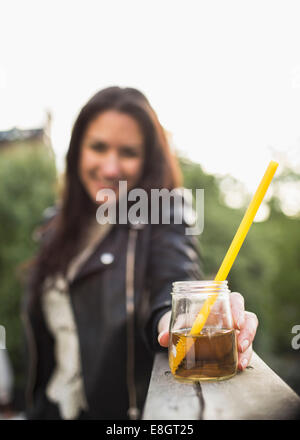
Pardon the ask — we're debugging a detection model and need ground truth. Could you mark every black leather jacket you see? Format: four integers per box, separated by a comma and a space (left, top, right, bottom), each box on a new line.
21, 205, 203, 420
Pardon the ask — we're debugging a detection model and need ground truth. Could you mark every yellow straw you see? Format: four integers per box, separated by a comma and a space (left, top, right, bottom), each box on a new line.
170, 160, 279, 375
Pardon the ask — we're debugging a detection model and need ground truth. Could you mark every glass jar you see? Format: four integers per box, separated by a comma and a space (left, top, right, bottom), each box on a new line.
168, 280, 238, 382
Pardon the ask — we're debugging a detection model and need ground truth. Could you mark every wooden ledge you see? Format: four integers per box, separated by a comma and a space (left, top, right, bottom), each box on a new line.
142, 351, 300, 420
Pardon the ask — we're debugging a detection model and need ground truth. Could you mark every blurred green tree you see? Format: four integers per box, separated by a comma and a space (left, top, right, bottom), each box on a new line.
0, 143, 57, 389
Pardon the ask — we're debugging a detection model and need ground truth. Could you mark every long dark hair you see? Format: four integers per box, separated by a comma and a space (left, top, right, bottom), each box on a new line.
28, 86, 182, 308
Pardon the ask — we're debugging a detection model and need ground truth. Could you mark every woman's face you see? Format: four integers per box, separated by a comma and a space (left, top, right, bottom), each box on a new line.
79, 110, 145, 203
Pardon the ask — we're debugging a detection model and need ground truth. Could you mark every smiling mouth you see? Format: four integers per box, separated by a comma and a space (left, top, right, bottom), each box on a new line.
94, 180, 119, 190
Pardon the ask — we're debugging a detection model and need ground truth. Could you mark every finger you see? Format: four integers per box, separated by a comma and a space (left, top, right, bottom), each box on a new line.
237, 311, 259, 353
157, 310, 172, 334
230, 292, 245, 330
158, 330, 169, 347
238, 343, 253, 370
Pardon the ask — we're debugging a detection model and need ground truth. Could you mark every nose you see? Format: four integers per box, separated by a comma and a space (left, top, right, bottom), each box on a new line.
102, 151, 121, 179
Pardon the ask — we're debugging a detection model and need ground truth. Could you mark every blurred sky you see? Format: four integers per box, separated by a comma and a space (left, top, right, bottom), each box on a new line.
1, 0, 300, 215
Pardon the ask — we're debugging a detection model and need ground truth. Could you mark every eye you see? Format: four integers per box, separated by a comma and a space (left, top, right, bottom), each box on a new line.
119, 146, 140, 158
90, 141, 108, 152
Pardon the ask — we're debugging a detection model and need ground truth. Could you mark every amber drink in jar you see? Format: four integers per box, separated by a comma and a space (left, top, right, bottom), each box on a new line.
168, 280, 238, 382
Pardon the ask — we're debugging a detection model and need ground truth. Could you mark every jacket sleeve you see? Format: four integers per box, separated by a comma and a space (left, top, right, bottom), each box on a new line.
143, 201, 204, 353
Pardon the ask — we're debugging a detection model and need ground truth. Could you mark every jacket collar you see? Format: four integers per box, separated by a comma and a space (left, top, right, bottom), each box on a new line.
69, 221, 146, 287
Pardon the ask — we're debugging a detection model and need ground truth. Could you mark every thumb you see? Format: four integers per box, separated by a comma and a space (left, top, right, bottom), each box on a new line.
158, 330, 169, 347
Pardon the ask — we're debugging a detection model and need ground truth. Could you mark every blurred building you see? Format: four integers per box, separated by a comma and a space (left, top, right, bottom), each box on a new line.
0, 111, 53, 152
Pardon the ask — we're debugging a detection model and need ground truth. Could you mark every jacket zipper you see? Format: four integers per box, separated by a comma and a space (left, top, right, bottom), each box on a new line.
21, 310, 37, 411
126, 226, 140, 420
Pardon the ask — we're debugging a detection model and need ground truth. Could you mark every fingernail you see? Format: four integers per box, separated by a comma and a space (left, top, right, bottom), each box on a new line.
158, 331, 166, 345
241, 339, 249, 352
241, 358, 248, 369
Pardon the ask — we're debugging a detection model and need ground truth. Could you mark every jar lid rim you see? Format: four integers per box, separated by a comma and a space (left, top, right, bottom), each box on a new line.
171, 280, 230, 295
172, 280, 228, 286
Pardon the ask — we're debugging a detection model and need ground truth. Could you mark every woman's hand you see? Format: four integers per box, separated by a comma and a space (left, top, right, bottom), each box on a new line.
157, 292, 259, 371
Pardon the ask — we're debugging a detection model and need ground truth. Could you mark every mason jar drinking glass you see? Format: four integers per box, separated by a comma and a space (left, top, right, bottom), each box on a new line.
168, 280, 238, 382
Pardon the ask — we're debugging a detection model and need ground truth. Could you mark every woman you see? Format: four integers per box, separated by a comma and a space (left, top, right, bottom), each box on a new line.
22, 86, 258, 420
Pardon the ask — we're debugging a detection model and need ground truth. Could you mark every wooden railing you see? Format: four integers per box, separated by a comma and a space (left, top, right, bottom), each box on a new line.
142, 352, 300, 420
